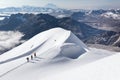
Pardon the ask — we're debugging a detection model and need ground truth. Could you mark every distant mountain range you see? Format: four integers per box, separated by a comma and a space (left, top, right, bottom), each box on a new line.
0, 4, 72, 18
71, 9, 120, 32
0, 13, 119, 48
0, 5, 64, 14
71, 9, 120, 48
0, 5, 120, 20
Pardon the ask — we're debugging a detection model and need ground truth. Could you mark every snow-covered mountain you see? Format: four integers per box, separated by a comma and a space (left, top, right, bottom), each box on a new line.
0, 5, 71, 15
0, 13, 119, 55
0, 28, 88, 62
0, 5, 72, 19
71, 9, 120, 33
101, 12, 120, 20
0, 28, 119, 80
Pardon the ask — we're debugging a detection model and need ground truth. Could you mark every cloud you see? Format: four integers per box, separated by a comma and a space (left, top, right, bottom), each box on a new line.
0, 31, 25, 54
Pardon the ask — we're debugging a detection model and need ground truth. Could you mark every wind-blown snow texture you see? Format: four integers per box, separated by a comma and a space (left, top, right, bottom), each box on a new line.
0, 28, 119, 80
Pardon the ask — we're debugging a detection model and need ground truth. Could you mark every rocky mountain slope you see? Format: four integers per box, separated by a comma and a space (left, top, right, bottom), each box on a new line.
71, 9, 120, 32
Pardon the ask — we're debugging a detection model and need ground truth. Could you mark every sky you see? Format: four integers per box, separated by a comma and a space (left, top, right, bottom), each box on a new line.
0, 0, 120, 9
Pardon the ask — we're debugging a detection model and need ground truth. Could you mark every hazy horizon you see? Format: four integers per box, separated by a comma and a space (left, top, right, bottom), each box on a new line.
0, 0, 120, 9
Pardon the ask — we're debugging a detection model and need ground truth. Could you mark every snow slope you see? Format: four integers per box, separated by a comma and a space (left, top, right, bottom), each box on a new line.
0, 28, 118, 80
0, 28, 88, 63
43, 52, 120, 80
0, 28, 88, 76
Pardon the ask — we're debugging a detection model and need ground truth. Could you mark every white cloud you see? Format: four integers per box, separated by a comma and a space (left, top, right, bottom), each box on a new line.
0, 31, 25, 54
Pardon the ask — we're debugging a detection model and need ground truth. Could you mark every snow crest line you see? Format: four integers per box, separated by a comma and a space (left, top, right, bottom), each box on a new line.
0, 39, 48, 64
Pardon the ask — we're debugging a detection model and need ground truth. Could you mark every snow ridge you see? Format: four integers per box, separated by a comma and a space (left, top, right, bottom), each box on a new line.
0, 28, 88, 64
0, 28, 118, 80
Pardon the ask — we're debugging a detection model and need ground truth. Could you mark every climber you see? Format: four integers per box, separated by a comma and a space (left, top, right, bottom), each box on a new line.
31, 55, 33, 60
34, 53, 36, 57
26, 57, 29, 62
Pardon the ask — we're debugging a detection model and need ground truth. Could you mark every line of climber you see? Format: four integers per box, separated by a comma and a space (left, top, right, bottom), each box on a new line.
26, 52, 36, 62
